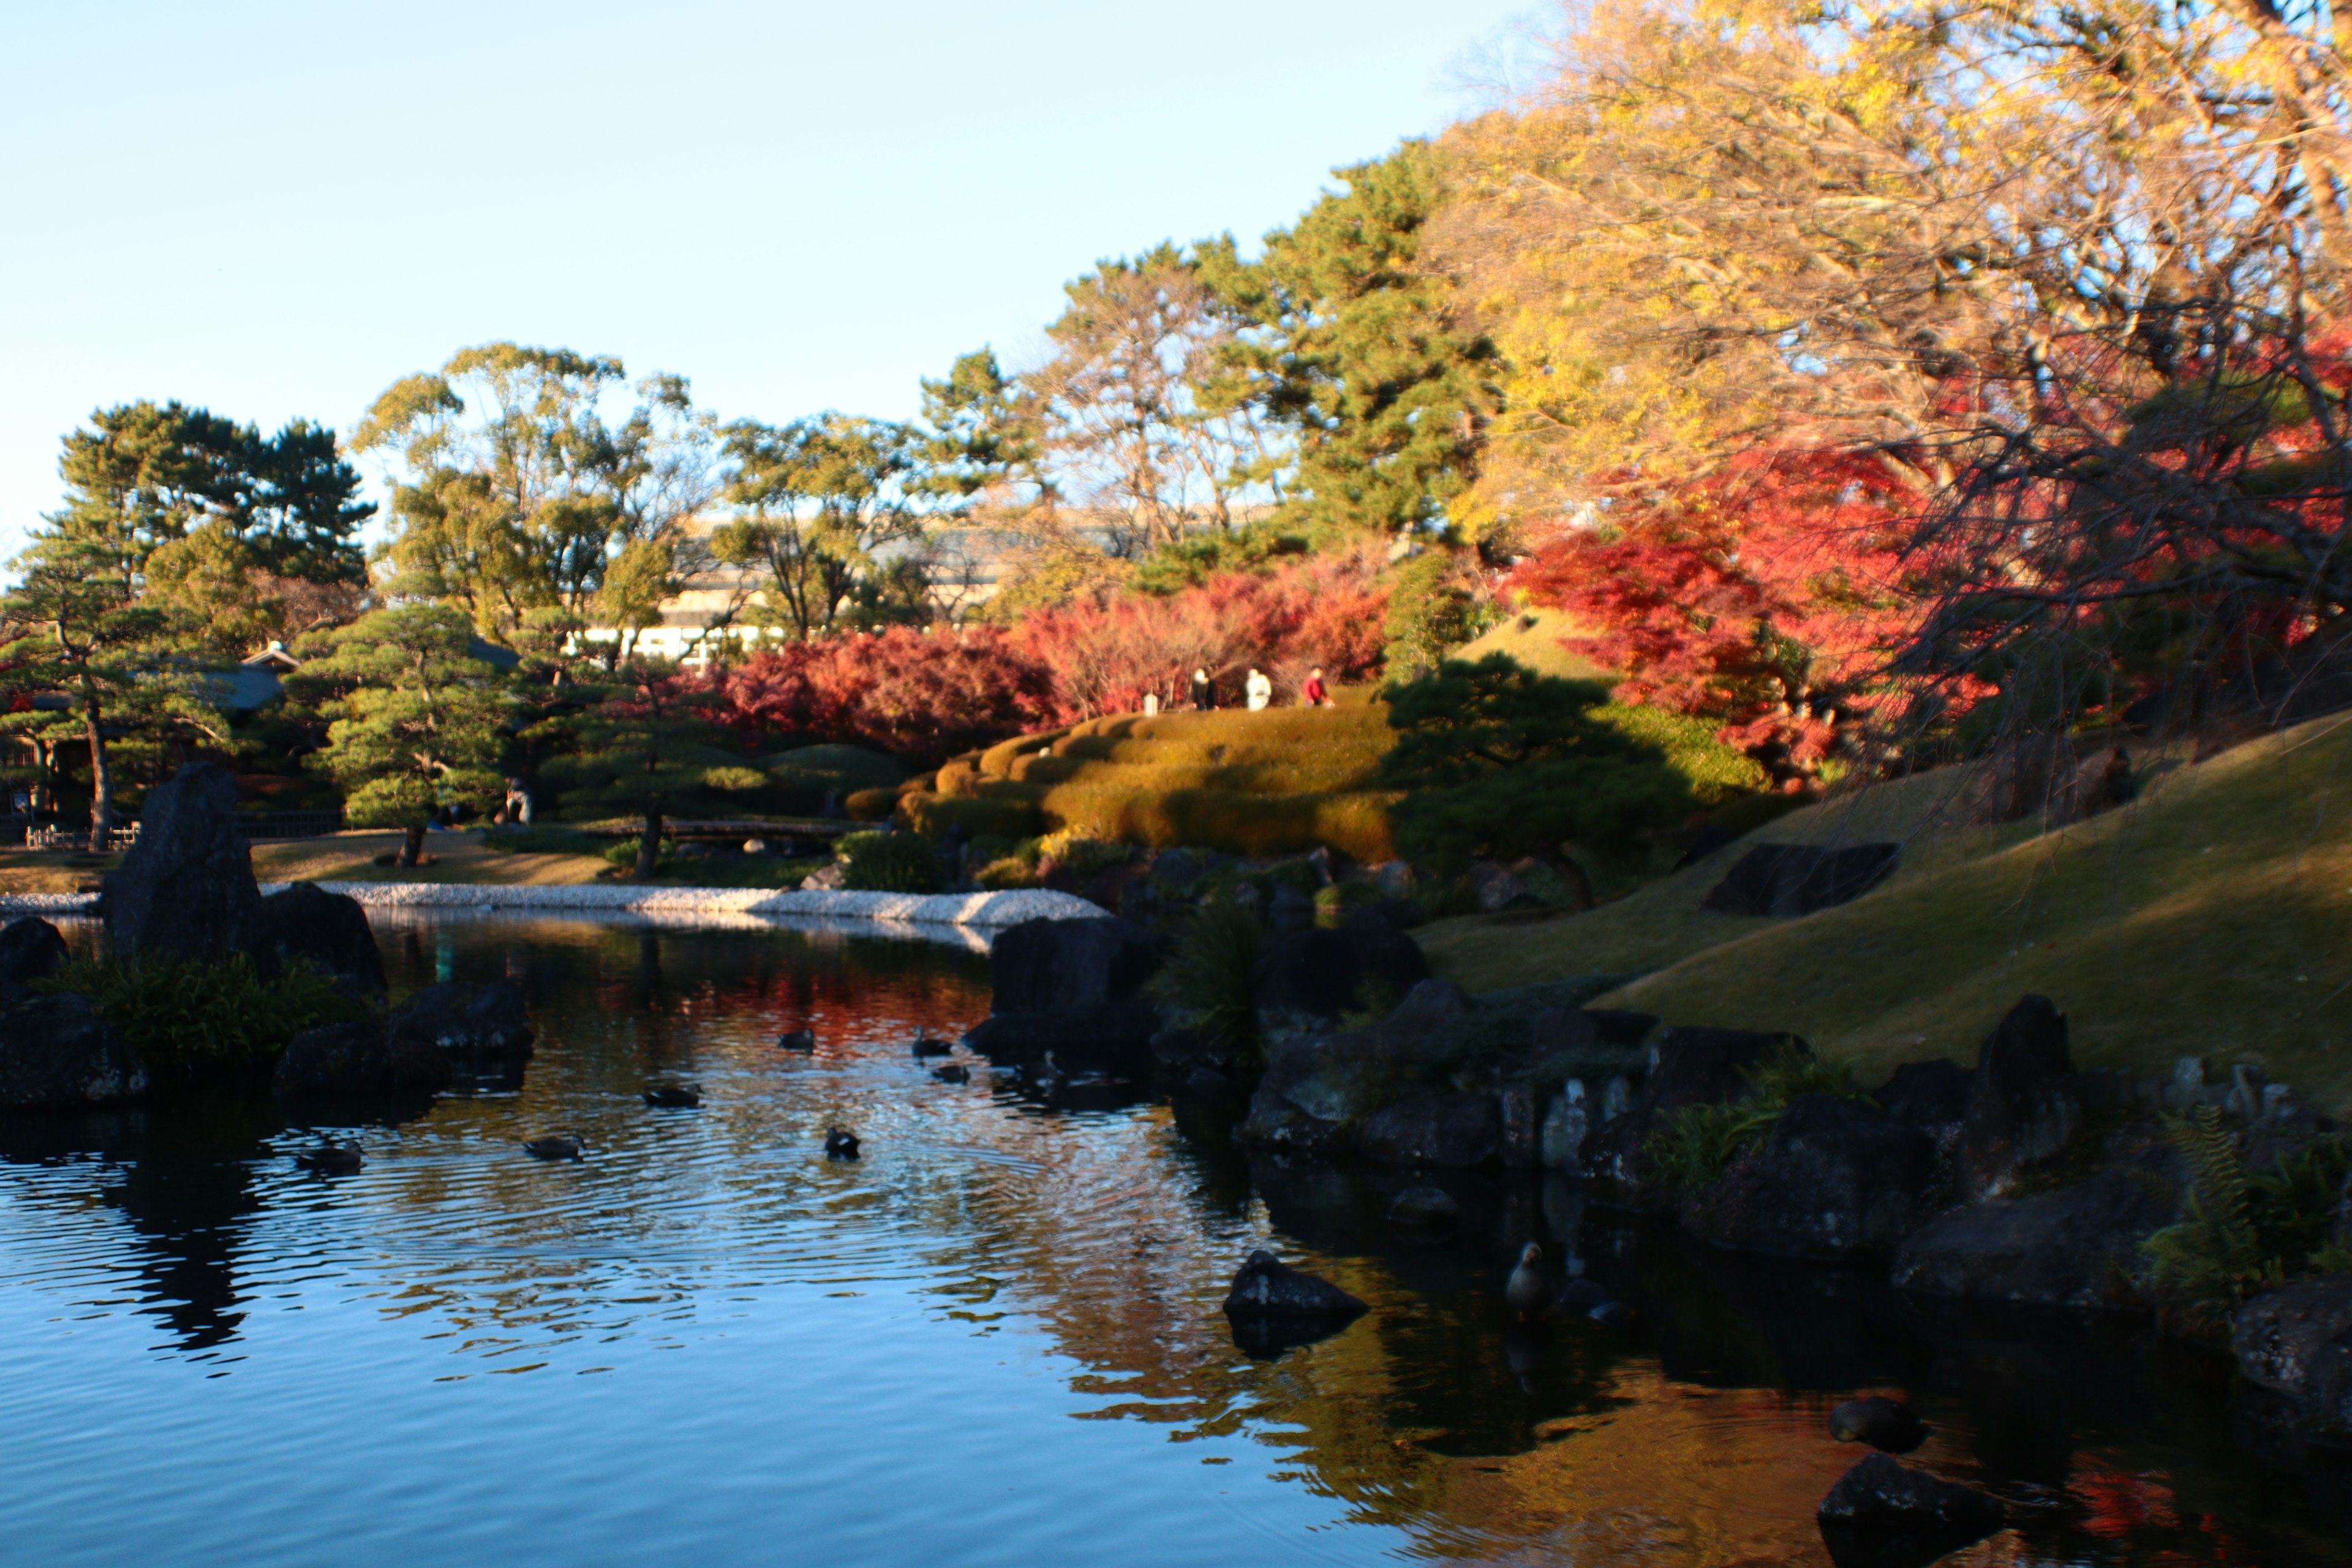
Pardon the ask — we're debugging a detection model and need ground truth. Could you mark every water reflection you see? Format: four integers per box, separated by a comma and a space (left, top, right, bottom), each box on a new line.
0, 914, 2342, 1567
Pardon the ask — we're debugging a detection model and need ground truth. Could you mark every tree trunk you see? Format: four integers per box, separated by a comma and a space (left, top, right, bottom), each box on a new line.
636, 810, 663, 880
399, 823, 427, 867
83, 694, 114, 854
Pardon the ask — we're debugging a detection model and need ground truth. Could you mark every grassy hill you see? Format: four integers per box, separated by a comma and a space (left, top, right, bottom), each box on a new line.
914, 687, 1403, 859
1420, 715, 2352, 1109
1452, 606, 1612, 682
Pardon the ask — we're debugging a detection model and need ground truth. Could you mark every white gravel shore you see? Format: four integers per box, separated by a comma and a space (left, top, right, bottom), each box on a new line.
0, 884, 1108, 929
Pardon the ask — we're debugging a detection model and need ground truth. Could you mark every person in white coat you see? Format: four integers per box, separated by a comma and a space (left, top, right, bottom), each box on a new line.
1244, 667, 1273, 711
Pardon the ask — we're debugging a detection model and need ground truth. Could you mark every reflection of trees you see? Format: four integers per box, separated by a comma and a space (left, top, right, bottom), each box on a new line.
0, 1096, 279, 1355
0, 920, 2320, 1561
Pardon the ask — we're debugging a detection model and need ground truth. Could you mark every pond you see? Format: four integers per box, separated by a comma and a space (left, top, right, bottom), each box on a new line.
0, 916, 2343, 1567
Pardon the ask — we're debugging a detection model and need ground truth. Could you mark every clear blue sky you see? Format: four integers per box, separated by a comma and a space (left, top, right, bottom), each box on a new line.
0, 0, 1539, 560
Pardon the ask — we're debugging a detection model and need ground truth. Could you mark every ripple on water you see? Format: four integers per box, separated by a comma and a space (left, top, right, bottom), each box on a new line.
0, 917, 2340, 1567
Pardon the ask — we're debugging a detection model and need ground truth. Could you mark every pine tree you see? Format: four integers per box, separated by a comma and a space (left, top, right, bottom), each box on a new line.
1200, 142, 1497, 541
288, 608, 511, 865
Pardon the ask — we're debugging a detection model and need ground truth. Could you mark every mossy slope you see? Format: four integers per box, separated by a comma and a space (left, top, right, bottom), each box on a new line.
1423, 717, 2352, 1110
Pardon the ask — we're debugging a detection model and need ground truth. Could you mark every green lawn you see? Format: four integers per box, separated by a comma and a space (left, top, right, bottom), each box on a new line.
1422, 717, 2352, 1108
919, 687, 1404, 859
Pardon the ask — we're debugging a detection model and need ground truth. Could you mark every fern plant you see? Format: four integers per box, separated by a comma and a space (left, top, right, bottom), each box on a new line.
2145, 1108, 2352, 1330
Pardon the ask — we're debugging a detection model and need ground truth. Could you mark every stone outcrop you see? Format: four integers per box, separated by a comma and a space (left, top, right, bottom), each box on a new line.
0, 917, 68, 987
0, 993, 145, 1108
1874, 1058, 1973, 1132
1238, 978, 1471, 1153
99, 761, 270, 969
273, 1017, 452, 1098
257, 883, 386, 997
1356, 1092, 1502, 1168
1890, 1161, 2182, 1309
1957, 995, 2082, 1199
1682, 1093, 1936, 1259
390, 979, 535, 1057
1817, 1453, 2004, 1537
2233, 1276, 2352, 1435
1221, 1247, 1369, 1358
1585, 1026, 1804, 1209
1248, 923, 1430, 1036
1702, 843, 1901, 917
966, 916, 1159, 1067
990, 916, 1158, 1014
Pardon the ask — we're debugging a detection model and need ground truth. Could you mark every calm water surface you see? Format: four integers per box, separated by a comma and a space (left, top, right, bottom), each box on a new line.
0, 916, 2343, 1567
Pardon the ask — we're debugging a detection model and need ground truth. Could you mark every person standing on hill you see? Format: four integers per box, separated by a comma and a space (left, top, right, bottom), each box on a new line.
1190, 668, 1213, 711
1245, 667, 1273, 712
1300, 668, 1329, 707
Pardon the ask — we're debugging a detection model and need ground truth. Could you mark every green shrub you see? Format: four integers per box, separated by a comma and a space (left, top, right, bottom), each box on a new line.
36, 955, 364, 1084
1037, 831, 1136, 884
2144, 1109, 2352, 1333
843, 786, 900, 822
903, 791, 1042, 842
1147, 902, 1267, 1068
1644, 1041, 1860, 1196
1381, 656, 1713, 867
838, 830, 942, 892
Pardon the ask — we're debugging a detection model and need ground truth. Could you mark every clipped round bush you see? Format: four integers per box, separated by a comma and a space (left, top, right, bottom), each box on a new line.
843, 786, 900, 822
838, 830, 942, 892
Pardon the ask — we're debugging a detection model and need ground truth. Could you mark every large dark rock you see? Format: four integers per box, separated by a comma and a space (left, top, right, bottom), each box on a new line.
1357, 1092, 1502, 1168
1585, 1026, 1802, 1210
963, 999, 1158, 1068
258, 883, 386, 997
1817, 1453, 2004, 1537
1683, 1093, 1936, 1259
273, 1016, 452, 1098
1249, 924, 1430, 1027
2234, 1276, 2352, 1434
390, 980, 534, 1057
1221, 1248, 1366, 1317
989, 917, 1158, 1014
1958, 995, 2081, 1198
100, 761, 269, 969
1874, 1059, 1973, 1130
0, 993, 146, 1107
0, 917, 67, 986
1890, 1163, 2182, 1310
1702, 843, 1901, 917
1237, 977, 1470, 1152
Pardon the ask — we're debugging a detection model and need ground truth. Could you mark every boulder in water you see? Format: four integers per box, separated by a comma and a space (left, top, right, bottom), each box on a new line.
100, 762, 269, 968
0, 993, 145, 1108
0, 917, 67, 986
1817, 1453, 2003, 1537
1682, 1094, 1935, 1259
257, 883, 386, 998
1221, 1248, 1366, 1319
273, 1017, 453, 1099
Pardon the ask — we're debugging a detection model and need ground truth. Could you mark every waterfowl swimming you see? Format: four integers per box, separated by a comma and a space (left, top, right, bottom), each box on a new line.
932, 1063, 970, 1084
643, 1085, 702, 1109
294, 1139, 363, 1174
910, 1026, 949, 1058
1829, 1396, 1926, 1453
824, 1126, 861, 1158
1025, 1052, 1065, 1094
1505, 1243, 1547, 1320
522, 1134, 583, 1161
777, 1029, 816, 1052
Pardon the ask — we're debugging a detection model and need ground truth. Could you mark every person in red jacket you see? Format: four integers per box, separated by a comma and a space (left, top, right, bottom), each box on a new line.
1300, 667, 1329, 707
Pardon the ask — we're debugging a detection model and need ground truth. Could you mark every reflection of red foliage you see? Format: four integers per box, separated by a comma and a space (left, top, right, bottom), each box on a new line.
2069, 1463, 2180, 1539
1510, 451, 1918, 775
1010, 553, 1389, 720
